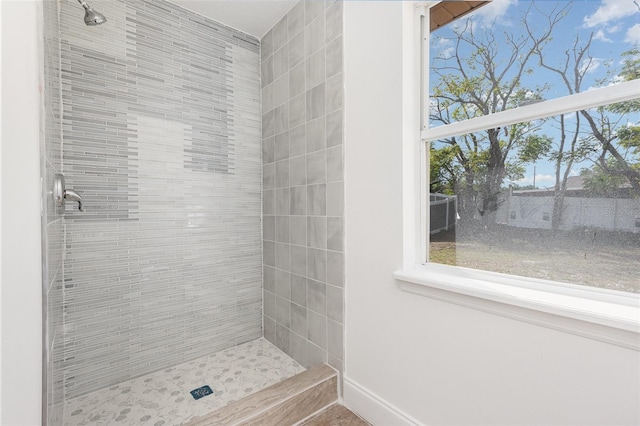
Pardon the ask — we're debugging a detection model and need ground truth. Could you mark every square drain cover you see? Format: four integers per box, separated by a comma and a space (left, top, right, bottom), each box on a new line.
190, 385, 213, 400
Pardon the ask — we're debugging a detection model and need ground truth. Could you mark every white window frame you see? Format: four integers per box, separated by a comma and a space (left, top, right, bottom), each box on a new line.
394, 2, 640, 350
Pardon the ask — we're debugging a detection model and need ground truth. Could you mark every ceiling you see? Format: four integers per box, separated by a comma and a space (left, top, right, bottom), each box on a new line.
169, 1, 489, 41
171, 0, 298, 39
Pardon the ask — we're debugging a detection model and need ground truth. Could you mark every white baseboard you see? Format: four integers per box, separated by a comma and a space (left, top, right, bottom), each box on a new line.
343, 376, 423, 426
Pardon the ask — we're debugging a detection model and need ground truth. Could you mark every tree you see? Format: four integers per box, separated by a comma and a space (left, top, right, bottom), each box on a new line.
430, 1, 640, 230
430, 2, 570, 223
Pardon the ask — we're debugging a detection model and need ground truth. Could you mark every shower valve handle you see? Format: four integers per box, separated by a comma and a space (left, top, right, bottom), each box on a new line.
64, 189, 85, 212
54, 174, 86, 213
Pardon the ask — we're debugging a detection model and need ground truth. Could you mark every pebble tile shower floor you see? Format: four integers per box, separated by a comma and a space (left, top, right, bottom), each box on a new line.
63, 338, 304, 425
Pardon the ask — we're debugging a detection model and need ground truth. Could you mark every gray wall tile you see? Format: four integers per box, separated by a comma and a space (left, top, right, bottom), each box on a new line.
290, 216, 307, 246
308, 310, 327, 349
306, 83, 326, 121
308, 184, 326, 216
276, 269, 292, 300
327, 217, 344, 252
305, 1, 325, 25
326, 251, 344, 287
276, 216, 290, 243
326, 110, 343, 147
289, 94, 307, 129
289, 31, 306, 69
290, 124, 307, 157
60, 0, 263, 397
307, 117, 326, 153
276, 242, 291, 271
290, 186, 307, 215
274, 46, 289, 79
275, 131, 290, 162
273, 15, 288, 46
291, 303, 307, 337
308, 248, 327, 283
326, 284, 344, 323
276, 159, 290, 188
288, 1, 305, 38
307, 150, 327, 185
326, 36, 343, 78
264, 215, 276, 241
307, 278, 327, 315
326, 145, 343, 182
326, 1, 343, 42
262, 0, 343, 381
276, 296, 291, 328
307, 48, 326, 89
327, 182, 344, 217
290, 156, 307, 187
291, 245, 307, 276
307, 217, 327, 249
289, 62, 306, 99
291, 274, 307, 307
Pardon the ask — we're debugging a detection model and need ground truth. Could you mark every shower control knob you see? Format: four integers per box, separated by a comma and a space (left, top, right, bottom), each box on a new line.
54, 174, 85, 213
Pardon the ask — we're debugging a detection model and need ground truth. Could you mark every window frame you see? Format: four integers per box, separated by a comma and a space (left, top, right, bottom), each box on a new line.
394, 1, 640, 350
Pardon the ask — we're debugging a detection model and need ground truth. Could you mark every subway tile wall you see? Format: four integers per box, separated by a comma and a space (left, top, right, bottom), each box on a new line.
261, 0, 345, 376
43, 0, 65, 423
59, 0, 262, 398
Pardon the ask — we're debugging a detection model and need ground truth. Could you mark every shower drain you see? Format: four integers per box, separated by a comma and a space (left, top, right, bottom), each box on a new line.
190, 385, 214, 400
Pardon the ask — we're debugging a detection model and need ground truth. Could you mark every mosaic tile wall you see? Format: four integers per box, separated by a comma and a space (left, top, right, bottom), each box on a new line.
43, 0, 65, 423
59, 0, 262, 398
261, 0, 345, 376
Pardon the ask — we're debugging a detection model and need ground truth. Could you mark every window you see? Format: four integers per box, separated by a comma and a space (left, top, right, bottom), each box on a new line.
396, 1, 639, 347
425, 1, 640, 294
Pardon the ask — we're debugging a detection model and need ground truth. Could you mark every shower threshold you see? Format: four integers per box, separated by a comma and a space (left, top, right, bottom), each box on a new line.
63, 338, 304, 426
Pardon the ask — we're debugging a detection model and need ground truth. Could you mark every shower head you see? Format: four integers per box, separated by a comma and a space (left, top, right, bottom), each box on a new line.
76, 0, 107, 26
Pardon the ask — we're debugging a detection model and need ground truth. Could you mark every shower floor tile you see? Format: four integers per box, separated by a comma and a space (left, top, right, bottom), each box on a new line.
63, 338, 304, 426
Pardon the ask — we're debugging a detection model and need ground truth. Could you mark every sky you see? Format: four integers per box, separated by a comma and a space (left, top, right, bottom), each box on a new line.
430, 0, 640, 188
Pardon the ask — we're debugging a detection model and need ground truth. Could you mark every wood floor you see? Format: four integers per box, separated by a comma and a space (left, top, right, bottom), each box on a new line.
300, 404, 371, 425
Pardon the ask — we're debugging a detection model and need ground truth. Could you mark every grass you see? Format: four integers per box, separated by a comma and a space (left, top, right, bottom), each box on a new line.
429, 225, 640, 293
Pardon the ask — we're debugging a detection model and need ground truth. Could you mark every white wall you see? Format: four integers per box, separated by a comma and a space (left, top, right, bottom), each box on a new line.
1, 1, 44, 424
342, 2, 640, 425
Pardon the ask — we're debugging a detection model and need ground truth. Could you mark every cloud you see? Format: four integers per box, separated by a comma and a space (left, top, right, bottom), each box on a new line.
593, 29, 612, 42
513, 174, 555, 186
584, 0, 640, 28
474, 0, 518, 26
625, 23, 640, 44
438, 47, 455, 59
579, 57, 603, 74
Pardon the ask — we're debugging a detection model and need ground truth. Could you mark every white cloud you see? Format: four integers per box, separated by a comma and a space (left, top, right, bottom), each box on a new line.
514, 174, 555, 186
439, 47, 455, 59
584, 0, 640, 28
625, 23, 640, 44
579, 57, 603, 74
474, 0, 518, 26
593, 29, 612, 42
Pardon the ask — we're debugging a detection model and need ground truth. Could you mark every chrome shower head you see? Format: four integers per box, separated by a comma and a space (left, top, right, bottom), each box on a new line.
77, 0, 107, 26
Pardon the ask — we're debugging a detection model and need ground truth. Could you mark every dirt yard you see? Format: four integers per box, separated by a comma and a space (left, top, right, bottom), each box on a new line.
430, 225, 640, 293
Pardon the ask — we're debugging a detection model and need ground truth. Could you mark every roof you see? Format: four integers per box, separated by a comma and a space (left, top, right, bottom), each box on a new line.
430, 2, 490, 32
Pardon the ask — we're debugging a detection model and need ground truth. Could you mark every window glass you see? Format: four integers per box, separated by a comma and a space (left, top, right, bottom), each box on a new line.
428, 103, 640, 293
429, 0, 640, 128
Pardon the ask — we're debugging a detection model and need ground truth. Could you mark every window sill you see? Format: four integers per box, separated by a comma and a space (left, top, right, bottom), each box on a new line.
394, 265, 640, 350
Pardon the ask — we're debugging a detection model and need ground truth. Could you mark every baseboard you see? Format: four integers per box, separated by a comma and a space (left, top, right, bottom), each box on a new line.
343, 376, 423, 426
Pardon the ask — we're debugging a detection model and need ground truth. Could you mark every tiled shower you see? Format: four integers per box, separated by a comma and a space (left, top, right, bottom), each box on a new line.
41, 0, 343, 424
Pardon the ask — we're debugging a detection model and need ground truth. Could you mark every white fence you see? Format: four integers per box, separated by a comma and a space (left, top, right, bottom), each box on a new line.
430, 193, 457, 234
496, 195, 640, 232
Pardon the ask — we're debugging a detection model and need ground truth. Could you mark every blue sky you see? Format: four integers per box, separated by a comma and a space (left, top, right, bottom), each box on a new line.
430, 0, 640, 188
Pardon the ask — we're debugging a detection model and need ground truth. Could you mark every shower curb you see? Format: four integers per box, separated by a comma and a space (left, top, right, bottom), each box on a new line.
185, 363, 338, 426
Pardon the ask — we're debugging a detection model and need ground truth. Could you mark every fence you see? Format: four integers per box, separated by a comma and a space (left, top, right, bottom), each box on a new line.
496, 195, 640, 232
430, 193, 457, 234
